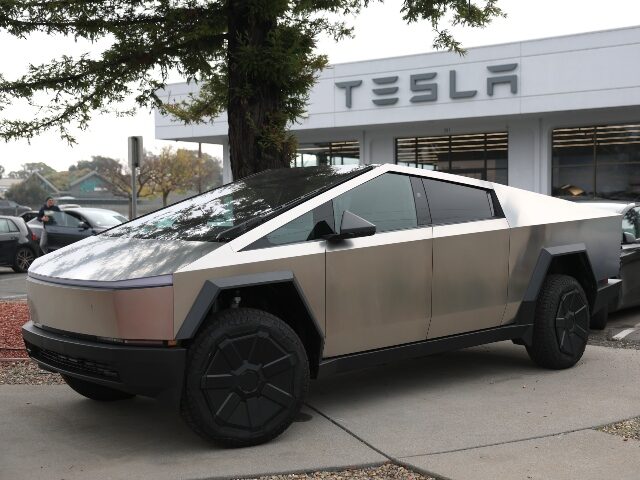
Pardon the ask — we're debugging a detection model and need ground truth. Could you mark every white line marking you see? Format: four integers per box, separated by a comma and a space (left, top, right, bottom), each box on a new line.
612, 328, 636, 340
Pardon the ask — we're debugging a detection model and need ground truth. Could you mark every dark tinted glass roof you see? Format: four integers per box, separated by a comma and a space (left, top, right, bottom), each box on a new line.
103, 165, 370, 242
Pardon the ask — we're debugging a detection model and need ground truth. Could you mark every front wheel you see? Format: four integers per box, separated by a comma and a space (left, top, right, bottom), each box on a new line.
62, 375, 135, 401
181, 308, 310, 447
526, 274, 590, 369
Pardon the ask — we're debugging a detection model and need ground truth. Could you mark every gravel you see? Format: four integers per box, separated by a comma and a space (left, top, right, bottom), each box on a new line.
599, 417, 640, 442
0, 301, 29, 359
0, 360, 63, 385
240, 463, 436, 480
588, 336, 640, 350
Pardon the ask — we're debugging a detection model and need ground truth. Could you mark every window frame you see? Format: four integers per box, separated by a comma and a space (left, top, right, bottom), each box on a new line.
394, 131, 508, 185
551, 122, 640, 201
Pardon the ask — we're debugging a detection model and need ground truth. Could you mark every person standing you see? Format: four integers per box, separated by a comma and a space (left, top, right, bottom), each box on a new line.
37, 196, 61, 254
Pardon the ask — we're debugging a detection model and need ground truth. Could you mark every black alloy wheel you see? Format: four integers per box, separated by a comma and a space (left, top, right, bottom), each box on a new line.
526, 274, 590, 369
13, 247, 35, 273
181, 308, 309, 447
554, 288, 590, 356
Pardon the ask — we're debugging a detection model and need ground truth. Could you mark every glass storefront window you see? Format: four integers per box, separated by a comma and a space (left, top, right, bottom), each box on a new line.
552, 123, 640, 200
395, 132, 508, 185
293, 140, 360, 167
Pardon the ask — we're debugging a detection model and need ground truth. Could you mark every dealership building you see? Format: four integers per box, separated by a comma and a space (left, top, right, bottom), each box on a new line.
156, 26, 640, 200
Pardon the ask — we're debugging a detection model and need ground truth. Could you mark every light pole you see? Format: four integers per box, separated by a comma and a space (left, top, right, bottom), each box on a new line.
128, 136, 143, 219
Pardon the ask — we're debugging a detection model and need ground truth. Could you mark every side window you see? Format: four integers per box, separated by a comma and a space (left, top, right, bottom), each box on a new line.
333, 173, 418, 233
423, 178, 497, 225
247, 202, 334, 249
7, 220, 19, 232
0, 219, 9, 233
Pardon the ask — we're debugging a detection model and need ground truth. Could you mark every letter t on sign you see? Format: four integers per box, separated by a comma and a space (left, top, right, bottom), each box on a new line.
336, 80, 362, 108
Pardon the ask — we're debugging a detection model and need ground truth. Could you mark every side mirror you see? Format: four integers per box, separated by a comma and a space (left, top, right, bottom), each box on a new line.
623, 232, 638, 244
323, 210, 376, 242
78, 221, 90, 230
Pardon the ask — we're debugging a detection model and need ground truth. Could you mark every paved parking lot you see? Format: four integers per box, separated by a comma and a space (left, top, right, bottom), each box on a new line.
2, 271, 640, 479
0, 269, 26, 300
2, 341, 640, 480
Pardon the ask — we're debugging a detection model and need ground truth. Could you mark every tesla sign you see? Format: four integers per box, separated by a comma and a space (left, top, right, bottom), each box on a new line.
335, 63, 518, 108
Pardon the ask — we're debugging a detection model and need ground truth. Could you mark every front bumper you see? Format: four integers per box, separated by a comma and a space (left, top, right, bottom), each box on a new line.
22, 321, 186, 403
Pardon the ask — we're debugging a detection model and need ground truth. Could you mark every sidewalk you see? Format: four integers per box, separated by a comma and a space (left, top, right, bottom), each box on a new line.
1, 342, 639, 480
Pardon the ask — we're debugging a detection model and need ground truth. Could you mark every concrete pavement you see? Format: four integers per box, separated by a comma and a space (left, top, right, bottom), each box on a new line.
2, 342, 640, 480
0, 269, 26, 300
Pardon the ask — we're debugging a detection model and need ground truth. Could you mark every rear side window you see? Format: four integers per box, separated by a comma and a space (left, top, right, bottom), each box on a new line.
333, 173, 418, 233
0, 219, 9, 233
422, 178, 497, 225
7, 220, 19, 232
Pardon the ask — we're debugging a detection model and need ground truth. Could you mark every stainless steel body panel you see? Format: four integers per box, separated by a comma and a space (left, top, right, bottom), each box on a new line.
27, 277, 174, 340
428, 218, 509, 339
491, 184, 621, 324
501, 217, 623, 324
323, 227, 432, 357
172, 242, 326, 337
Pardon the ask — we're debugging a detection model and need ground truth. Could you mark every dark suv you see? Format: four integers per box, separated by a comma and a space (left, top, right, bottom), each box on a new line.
0, 199, 31, 216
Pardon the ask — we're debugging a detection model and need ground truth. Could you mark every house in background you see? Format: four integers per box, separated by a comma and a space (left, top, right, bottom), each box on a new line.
0, 178, 22, 198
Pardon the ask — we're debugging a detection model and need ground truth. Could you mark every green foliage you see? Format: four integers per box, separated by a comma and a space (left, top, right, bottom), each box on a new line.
7, 162, 57, 179
0, 1, 504, 177
5, 176, 48, 207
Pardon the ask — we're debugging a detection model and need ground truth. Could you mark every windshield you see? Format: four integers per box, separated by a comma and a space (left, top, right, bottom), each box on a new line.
82, 210, 128, 228
103, 165, 369, 242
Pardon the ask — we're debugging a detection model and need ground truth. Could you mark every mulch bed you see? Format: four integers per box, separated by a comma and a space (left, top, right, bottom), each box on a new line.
0, 301, 29, 359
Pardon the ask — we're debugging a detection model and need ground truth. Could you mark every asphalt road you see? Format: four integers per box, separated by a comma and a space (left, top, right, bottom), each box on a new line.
0, 268, 26, 300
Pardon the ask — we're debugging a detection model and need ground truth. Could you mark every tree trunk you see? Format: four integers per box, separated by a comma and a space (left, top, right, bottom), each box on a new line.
227, 0, 292, 180
162, 190, 169, 207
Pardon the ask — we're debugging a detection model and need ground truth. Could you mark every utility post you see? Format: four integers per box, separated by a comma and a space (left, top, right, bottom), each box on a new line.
128, 136, 143, 219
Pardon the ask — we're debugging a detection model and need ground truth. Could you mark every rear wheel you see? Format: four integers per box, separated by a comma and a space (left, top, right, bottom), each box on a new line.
526, 274, 590, 369
62, 375, 135, 401
181, 308, 310, 447
12, 247, 35, 273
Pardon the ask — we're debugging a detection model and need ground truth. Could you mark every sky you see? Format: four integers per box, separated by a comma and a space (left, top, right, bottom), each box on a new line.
1, 0, 640, 175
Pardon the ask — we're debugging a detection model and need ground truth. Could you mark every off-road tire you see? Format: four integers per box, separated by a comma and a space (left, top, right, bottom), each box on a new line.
526, 274, 590, 369
181, 308, 310, 447
589, 306, 608, 330
62, 375, 135, 401
12, 247, 35, 273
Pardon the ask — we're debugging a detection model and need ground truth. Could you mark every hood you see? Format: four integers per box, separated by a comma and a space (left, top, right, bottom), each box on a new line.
29, 235, 221, 284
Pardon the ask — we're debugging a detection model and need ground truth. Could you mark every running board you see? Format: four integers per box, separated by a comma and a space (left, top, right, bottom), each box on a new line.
317, 323, 533, 378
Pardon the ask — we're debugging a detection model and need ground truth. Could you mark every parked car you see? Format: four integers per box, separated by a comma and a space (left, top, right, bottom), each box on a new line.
20, 211, 39, 223
577, 201, 640, 328
23, 165, 621, 447
27, 207, 127, 251
0, 199, 31, 216
0, 215, 39, 272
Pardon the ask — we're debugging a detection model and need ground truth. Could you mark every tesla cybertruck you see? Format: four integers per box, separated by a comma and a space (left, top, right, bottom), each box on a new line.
23, 164, 621, 446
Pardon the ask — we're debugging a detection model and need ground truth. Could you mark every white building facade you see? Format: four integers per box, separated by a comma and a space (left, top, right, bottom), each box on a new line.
156, 26, 640, 200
